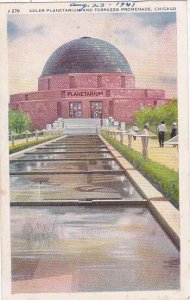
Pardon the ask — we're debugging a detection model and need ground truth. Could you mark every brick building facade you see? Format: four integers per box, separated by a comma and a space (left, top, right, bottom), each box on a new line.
9, 37, 168, 130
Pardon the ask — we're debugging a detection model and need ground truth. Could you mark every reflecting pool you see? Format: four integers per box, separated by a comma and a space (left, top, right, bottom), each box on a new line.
11, 206, 180, 293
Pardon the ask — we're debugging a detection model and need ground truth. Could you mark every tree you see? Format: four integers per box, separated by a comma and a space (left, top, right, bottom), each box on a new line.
135, 99, 177, 127
9, 110, 32, 133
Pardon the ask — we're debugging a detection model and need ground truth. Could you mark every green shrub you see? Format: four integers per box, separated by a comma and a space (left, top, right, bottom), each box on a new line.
9, 135, 60, 154
135, 99, 178, 128
9, 110, 32, 133
102, 134, 179, 208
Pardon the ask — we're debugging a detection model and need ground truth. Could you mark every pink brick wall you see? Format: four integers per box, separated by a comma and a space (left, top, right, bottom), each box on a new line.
38, 73, 135, 91
18, 101, 57, 130
112, 97, 165, 123
38, 77, 49, 90
10, 93, 26, 102
146, 89, 165, 98
110, 89, 165, 99
75, 74, 99, 89
11, 90, 62, 102
9, 102, 20, 110
157, 99, 170, 105
9, 95, 167, 128
112, 100, 135, 123
28, 90, 61, 101
10, 72, 167, 129
111, 89, 145, 98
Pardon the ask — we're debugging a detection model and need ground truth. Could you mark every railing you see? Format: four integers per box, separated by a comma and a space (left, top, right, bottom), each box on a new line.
9, 129, 64, 146
101, 127, 155, 159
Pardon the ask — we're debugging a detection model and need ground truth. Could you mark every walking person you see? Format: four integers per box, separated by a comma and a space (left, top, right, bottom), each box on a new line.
157, 121, 167, 147
132, 123, 139, 140
170, 122, 178, 148
170, 122, 178, 138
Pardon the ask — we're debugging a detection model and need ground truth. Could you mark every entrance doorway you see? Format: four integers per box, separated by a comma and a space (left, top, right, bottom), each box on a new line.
90, 101, 103, 118
69, 102, 82, 118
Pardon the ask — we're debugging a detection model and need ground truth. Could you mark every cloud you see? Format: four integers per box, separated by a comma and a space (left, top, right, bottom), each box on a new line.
7, 17, 47, 41
107, 12, 176, 29
32, 25, 46, 35
7, 21, 22, 40
136, 12, 176, 29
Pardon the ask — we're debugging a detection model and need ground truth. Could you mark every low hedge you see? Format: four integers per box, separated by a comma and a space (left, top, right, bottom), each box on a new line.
102, 134, 179, 208
9, 135, 60, 154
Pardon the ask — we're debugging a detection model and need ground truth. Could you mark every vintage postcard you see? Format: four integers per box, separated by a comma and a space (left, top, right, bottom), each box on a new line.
0, 1, 189, 299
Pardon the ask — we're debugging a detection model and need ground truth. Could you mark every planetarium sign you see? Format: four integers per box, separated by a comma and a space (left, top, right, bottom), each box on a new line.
62, 90, 105, 97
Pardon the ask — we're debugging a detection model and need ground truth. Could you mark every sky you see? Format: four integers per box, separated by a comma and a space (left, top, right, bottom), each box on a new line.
8, 12, 177, 98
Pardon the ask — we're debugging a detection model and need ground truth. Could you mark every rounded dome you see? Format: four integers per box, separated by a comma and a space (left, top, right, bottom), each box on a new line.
41, 37, 132, 76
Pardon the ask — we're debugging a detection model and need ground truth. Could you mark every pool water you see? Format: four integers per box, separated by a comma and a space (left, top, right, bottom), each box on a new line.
10, 173, 142, 201
11, 206, 180, 293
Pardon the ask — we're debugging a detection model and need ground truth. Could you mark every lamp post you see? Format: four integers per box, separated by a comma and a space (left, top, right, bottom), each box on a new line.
23, 130, 31, 143
35, 130, 40, 141
124, 129, 137, 149
41, 129, 48, 137
141, 134, 149, 158
10, 131, 16, 146
120, 132, 123, 144
100, 113, 103, 128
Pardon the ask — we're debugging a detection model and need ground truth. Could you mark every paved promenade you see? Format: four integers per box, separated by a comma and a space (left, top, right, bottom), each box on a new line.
115, 134, 178, 171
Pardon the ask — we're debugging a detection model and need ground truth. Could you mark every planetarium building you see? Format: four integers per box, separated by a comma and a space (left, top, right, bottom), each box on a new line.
10, 37, 168, 129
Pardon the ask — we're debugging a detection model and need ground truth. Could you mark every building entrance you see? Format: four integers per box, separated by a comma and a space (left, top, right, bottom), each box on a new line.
69, 102, 82, 118
90, 101, 103, 118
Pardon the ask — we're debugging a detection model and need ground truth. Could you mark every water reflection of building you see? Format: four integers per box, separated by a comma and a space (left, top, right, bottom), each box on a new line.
10, 37, 168, 129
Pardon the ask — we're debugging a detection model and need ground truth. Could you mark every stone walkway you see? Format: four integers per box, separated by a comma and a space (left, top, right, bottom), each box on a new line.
115, 134, 178, 171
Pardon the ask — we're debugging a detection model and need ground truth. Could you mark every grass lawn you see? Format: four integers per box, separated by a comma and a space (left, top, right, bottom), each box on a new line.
9, 135, 60, 154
